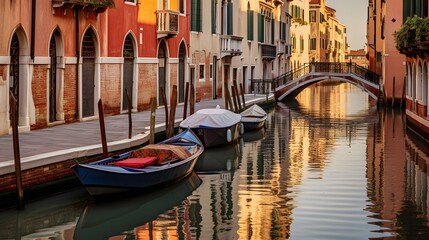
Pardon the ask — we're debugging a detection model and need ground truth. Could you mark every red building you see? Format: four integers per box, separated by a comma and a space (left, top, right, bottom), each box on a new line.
0, 0, 190, 135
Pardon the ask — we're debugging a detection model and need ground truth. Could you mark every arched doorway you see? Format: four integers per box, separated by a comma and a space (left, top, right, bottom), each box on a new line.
81, 29, 96, 118
49, 29, 64, 123
9, 34, 20, 125
158, 41, 168, 106
122, 34, 135, 111
178, 42, 186, 103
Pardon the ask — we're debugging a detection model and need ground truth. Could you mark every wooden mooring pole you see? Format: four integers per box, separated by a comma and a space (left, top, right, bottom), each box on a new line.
10, 92, 24, 209
240, 83, 246, 110
190, 82, 195, 115
160, 86, 169, 133
233, 80, 242, 112
183, 82, 189, 120
98, 99, 108, 158
149, 97, 156, 144
126, 89, 132, 139
167, 85, 177, 138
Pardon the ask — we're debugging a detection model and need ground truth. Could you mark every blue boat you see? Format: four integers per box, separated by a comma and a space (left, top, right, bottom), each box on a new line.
72, 129, 204, 196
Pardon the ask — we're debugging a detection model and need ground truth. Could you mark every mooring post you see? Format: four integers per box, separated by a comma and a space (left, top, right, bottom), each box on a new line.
160, 86, 169, 133
240, 83, 246, 109
98, 99, 108, 158
149, 97, 156, 144
125, 89, 132, 139
183, 82, 189, 120
233, 80, 242, 111
167, 85, 177, 138
190, 82, 195, 115
392, 77, 395, 108
10, 92, 24, 209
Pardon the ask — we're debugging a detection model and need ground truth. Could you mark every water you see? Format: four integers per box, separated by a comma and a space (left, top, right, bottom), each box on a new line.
1, 81, 429, 239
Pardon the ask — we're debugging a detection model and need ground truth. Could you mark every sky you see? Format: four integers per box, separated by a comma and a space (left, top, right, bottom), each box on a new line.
326, 0, 367, 50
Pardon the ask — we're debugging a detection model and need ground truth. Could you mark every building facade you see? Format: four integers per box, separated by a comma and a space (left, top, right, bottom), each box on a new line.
0, 0, 190, 135
396, 0, 429, 138
290, 0, 310, 70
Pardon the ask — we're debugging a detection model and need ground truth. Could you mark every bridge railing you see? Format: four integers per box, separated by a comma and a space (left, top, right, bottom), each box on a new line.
273, 62, 380, 89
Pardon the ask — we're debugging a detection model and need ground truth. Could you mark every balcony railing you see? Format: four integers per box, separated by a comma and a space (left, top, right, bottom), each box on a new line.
261, 43, 276, 60
52, 0, 115, 13
157, 10, 179, 38
220, 35, 243, 58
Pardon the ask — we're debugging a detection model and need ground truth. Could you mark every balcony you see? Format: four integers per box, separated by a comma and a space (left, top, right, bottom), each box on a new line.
52, 0, 115, 13
285, 44, 292, 57
220, 35, 243, 58
260, 43, 276, 60
273, 0, 284, 6
157, 10, 179, 38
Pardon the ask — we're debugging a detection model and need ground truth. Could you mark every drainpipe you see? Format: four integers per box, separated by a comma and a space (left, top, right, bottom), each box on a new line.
373, 0, 377, 74
75, 7, 79, 119
30, 0, 36, 61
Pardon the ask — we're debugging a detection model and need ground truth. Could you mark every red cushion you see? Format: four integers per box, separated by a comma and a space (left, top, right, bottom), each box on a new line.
113, 157, 158, 168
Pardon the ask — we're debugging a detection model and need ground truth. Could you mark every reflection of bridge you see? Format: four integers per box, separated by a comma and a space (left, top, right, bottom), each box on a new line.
251, 62, 382, 102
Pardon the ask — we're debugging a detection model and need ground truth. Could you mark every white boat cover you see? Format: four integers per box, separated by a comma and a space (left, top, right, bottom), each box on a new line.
180, 108, 241, 128
240, 104, 267, 118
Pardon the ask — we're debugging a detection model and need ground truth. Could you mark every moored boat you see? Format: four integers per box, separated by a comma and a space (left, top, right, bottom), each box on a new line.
179, 108, 242, 148
71, 129, 204, 196
240, 104, 268, 131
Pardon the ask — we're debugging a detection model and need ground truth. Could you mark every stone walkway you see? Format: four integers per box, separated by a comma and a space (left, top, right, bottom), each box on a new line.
0, 94, 273, 175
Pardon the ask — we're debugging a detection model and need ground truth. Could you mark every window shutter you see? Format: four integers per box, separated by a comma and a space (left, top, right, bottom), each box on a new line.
197, 0, 201, 32
271, 19, 275, 44
227, 0, 233, 35
212, 0, 216, 34
258, 13, 264, 42
248, 10, 254, 41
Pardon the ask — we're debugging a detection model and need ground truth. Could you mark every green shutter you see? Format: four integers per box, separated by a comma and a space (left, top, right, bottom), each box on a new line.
212, 0, 216, 34
416, 0, 421, 16
227, 0, 233, 35
248, 10, 254, 41
258, 13, 264, 42
197, 0, 201, 32
271, 19, 274, 44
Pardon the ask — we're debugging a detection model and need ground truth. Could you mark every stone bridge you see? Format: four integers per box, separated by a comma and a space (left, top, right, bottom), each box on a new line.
251, 62, 382, 103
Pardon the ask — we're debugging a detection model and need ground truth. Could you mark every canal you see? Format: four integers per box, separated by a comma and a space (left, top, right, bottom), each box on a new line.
1, 81, 429, 239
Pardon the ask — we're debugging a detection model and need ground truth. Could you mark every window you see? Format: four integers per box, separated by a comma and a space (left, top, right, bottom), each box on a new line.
247, 4, 254, 40
191, 0, 202, 32
310, 11, 316, 23
280, 21, 286, 41
212, 0, 217, 34
210, 64, 213, 79
310, 38, 316, 50
179, 0, 185, 14
124, 0, 137, 4
199, 64, 205, 79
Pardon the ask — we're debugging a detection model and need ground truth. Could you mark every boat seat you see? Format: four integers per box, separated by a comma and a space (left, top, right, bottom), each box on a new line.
129, 144, 191, 164
113, 157, 159, 168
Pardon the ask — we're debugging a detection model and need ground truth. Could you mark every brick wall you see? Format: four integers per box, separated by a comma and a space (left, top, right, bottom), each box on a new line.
138, 63, 157, 110
169, 63, 178, 98
63, 64, 77, 123
31, 65, 48, 130
100, 63, 121, 115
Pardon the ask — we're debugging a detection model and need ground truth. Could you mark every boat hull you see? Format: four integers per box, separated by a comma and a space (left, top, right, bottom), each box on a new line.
183, 122, 241, 148
241, 115, 267, 131
71, 129, 203, 196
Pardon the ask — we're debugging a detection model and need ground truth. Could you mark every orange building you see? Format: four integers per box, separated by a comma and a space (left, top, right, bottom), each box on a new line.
367, 0, 406, 106
0, 0, 190, 135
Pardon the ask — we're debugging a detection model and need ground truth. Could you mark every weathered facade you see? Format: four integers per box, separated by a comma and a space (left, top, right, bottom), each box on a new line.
0, 0, 190, 135
396, 0, 429, 138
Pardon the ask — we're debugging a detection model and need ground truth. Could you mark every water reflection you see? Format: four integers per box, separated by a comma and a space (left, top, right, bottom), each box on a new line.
2, 82, 429, 239
75, 172, 202, 239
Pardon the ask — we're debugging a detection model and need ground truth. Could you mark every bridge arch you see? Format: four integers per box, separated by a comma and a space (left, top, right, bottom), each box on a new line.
273, 62, 381, 102
278, 76, 379, 100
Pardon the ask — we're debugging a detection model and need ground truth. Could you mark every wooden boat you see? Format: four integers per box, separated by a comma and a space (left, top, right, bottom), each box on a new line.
74, 172, 201, 239
179, 108, 243, 148
240, 104, 267, 131
72, 129, 204, 196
